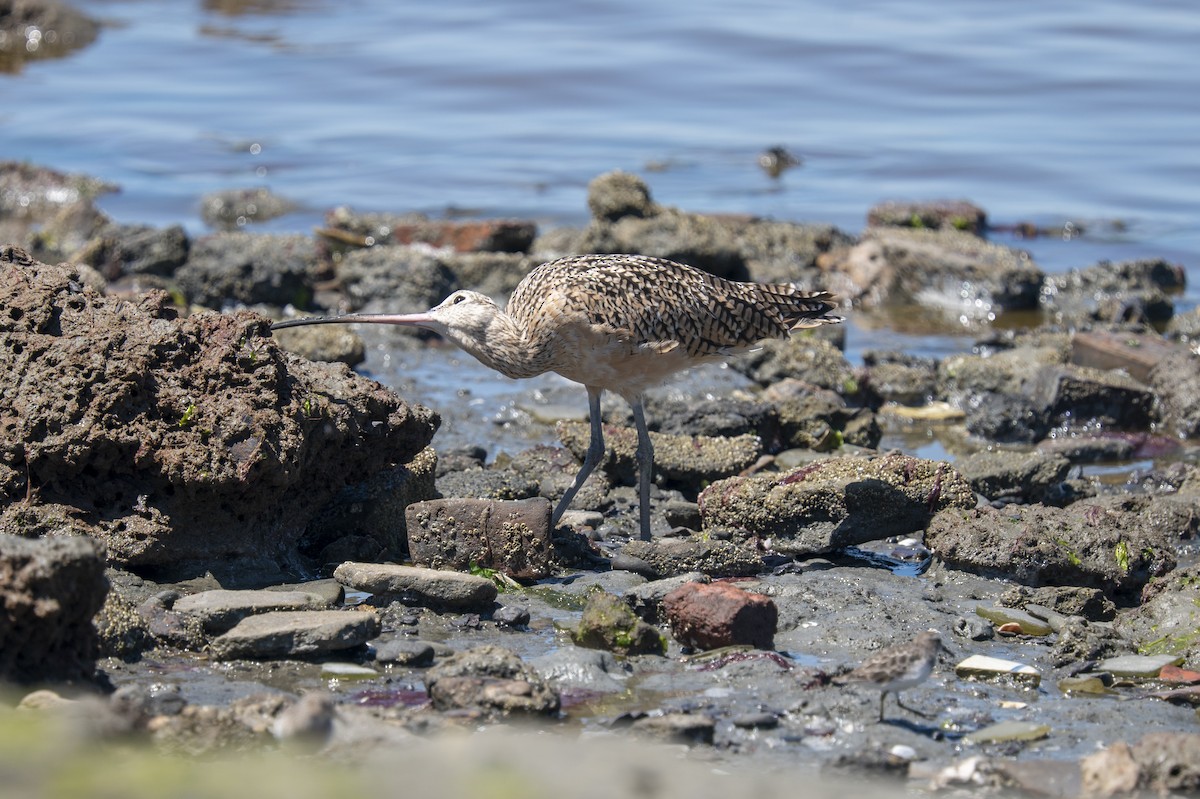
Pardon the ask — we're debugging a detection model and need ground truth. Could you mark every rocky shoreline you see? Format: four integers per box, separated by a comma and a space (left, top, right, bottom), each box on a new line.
3, 161, 1200, 797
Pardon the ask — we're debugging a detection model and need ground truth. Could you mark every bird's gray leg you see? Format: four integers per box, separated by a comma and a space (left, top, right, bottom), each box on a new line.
552, 387, 605, 525
630, 397, 654, 541
895, 693, 934, 718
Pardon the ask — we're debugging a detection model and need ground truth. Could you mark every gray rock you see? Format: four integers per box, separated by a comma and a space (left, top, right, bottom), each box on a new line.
0, 534, 108, 683
624, 572, 711, 623
927, 503, 1176, 598
335, 244, 458, 315
1114, 565, 1200, 664
530, 647, 631, 694
622, 537, 762, 579
699, 453, 974, 554
1150, 348, 1200, 438
492, 604, 531, 627
74, 222, 189, 279
171, 589, 332, 633
730, 336, 858, 395
424, 645, 560, 716
997, 585, 1116, 622
209, 609, 380, 660
176, 232, 319, 309
333, 562, 498, 611
371, 638, 436, 667
821, 227, 1044, 318
200, 187, 298, 229
953, 449, 1071, 503
1041, 258, 1185, 326
866, 199, 987, 234
434, 467, 542, 502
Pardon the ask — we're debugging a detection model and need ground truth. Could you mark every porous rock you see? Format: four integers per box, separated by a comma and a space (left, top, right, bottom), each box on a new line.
405, 497, 553, 580
699, 453, 974, 554
927, 503, 1175, 598
0, 533, 108, 683
0, 251, 438, 579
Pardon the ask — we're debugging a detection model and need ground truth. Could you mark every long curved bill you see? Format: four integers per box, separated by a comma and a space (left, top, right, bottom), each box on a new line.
270, 312, 434, 331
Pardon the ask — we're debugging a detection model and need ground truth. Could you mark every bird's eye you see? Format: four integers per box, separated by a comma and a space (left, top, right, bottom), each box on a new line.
451, 294, 466, 305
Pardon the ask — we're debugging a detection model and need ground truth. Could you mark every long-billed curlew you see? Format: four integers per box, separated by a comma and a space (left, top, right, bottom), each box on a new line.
271, 253, 841, 540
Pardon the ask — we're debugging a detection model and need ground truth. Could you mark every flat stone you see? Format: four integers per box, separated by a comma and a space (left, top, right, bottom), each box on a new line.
320, 662, 379, 679
405, 498, 553, 580
333, 562, 497, 611
210, 609, 380, 660
975, 605, 1053, 636
954, 654, 1041, 688
172, 589, 331, 633
964, 721, 1051, 745
1096, 654, 1184, 678
371, 638, 436, 667
630, 712, 716, 745
268, 579, 346, 606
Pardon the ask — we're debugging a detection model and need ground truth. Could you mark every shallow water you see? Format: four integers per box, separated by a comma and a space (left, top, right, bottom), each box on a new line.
5, 0, 1199, 453
4, 1, 1196, 283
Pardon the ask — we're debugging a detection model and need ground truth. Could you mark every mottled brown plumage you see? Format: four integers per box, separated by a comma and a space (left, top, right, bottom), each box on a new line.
840, 630, 943, 722
272, 254, 842, 539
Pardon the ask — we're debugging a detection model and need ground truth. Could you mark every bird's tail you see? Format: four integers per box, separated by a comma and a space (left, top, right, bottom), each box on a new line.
760, 286, 843, 329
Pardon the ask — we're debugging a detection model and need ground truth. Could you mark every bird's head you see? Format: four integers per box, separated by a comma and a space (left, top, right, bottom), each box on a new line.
417, 290, 503, 349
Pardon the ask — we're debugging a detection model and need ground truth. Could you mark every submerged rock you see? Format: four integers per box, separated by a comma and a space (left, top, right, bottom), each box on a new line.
424, 645, 560, 716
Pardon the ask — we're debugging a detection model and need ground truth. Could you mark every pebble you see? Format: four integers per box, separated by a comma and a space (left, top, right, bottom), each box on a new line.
731, 711, 779, 729
975, 605, 1053, 636
321, 662, 379, 678
954, 654, 1042, 688
953, 615, 995, 641
492, 604, 531, 627
371, 638, 436, 666
963, 720, 1051, 745
1095, 654, 1184, 678
1057, 675, 1117, 696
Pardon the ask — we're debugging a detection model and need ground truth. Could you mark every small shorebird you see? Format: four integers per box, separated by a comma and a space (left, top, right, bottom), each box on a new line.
839, 630, 943, 722
272, 253, 841, 540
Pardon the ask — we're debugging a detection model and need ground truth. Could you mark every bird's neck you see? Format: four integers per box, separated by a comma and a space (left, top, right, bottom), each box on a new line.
454, 310, 548, 380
